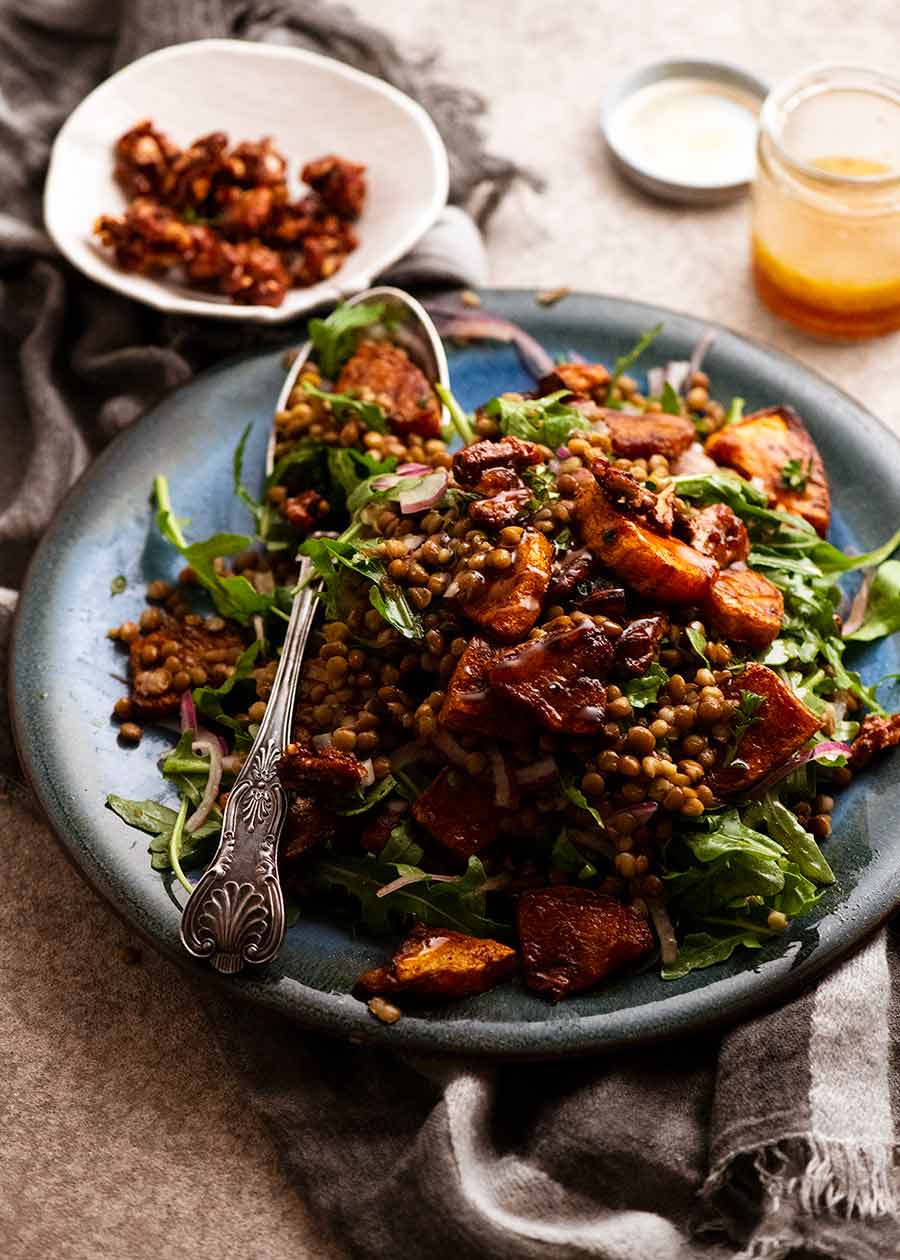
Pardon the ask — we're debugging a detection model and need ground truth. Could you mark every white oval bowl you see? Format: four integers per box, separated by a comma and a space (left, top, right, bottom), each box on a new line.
44, 39, 449, 323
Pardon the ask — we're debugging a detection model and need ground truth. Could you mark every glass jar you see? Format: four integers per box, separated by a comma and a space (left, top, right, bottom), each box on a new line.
752, 65, 900, 338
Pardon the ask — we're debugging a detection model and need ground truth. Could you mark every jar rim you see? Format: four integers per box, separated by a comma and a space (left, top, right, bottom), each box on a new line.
760, 64, 900, 188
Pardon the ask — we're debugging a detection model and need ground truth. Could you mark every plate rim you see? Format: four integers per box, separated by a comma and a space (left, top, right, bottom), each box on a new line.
43, 38, 450, 324
11, 286, 900, 1059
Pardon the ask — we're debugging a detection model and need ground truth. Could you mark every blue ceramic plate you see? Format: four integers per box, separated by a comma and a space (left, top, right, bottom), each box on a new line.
12, 290, 900, 1058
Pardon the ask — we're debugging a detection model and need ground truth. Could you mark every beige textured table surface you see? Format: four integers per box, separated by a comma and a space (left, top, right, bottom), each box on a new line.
4, 3, 899, 1258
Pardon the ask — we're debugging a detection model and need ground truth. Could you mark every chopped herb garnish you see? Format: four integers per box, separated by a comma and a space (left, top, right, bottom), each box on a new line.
781, 457, 813, 491
307, 302, 386, 379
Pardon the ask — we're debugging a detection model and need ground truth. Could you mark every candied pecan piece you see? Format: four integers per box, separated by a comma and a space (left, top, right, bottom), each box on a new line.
538, 361, 610, 402
598, 409, 695, 461
278, 742, 366, 796
412, 768, 504, 859
460, 528, 554, 642
705, 405, 830, 536
302, 154, 367, 219
164, 130, 230, 208
475, 467, 522, 495
218, 241, 289, 306
468, 488, 531, 529
335, 340, 442, 438
355, 923, 518, 1001
575, 477, 718, 606
452, 437, 545, 486
127, 616, 246, 719
707, 663, 821, 796
439, 637, 506, 737
218, 186, 280, 238
280, 796, 339, 863
681, 503, 750, 567
227, 136, 288, 187
280, 488, 327, 535
94, 198, 194, 274
489, 622, 613, 733
613, 615, 669, 678
850, 714, 900, 770
517, 886, 654, 1001
546, 547, 598, 601
570, 577, 628, 619
113, 120, 179, 199
704, 567, 784, 648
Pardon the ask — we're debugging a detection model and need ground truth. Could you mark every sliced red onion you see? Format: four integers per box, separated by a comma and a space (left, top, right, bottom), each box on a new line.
359, 758, 375, 789
431, 727, 471, 771
556, 446, 571, 460
568, 828, 616, 858
671, 443, 718, 476
609, 801, 659, 828
684, 330, 716, 395
312, 732, 333, 751
515, 757, 559, 789
647, 899, 678, 965
377, 871, 459, 899
371, 473, 402, 491
180, 690, 198, 732
488, 742, 519, 809
398, 468, 449, 515
646, 366, 664, 398
749, 741, 852, 797
841, 570, 875, 638
426, 304, 555, 379
397, 462, 433, 476
185, 735, 224, 834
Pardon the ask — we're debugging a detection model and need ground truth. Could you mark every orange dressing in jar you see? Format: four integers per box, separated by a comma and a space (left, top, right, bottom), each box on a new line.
752, 68, 900, 338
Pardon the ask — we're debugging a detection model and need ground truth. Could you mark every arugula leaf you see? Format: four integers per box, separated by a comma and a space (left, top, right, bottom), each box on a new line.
232, 422, 265, 529
380, 821, 424, 865
625, 662, 669, 709
303, 382, 389, 433
307, 302, 386, 379
485, 390, 592, 451
660, 382, 682, 415
774, 863, 823, 917
725, 397, 745, 425
267, 439, 322, 490
745, 796, 835, 884
327, 447, 397, 505
662, 930, 763, 980
153, 476, 273, 624
551, 830, 598, 881
308, 853, 510, 937
300, 536, 423, 639
336, 774, 398, 817
106, 793, 220, 873
845, 559, 900, 642
110, 575, 126, 596
192, 640, 262, 731
560, 771, 605, 829
685, 624, 709, 665
722, 690, 765, 768
781, 457, 812, 491
605, 323, 663, 407
811, 523, 900, 576
435, 383, 474, 446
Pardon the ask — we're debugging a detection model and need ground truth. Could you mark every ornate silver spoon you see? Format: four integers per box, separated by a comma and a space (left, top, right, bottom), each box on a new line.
180, 286, 449, 973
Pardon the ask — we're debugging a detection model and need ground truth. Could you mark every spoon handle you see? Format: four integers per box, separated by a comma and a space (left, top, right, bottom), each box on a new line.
180, 558, 316, 973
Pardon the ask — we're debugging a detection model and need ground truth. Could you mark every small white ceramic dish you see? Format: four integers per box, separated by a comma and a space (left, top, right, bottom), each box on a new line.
44, 39, 449, 323
602, 59, 769, 205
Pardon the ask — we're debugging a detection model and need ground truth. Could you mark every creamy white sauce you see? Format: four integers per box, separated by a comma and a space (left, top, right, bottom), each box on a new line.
609, 77, 759, 188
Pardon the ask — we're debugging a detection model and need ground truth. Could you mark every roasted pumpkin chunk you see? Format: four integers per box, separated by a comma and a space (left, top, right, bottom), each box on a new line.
517, 886, 654, 1002
489, 621, 613, 734
412, 768, 503, 858
355, 923, 518, 1001
682, 503, 750, 567
575, 478, 718, 605
460, 528, 554, 642
599, 408, 696, 461
439, 636, 506, 736
705, 406, 830, 536
703, 568, 784, 648
538, 360, 611, 402
335, 339, 442, 438
708, 663, 821, 795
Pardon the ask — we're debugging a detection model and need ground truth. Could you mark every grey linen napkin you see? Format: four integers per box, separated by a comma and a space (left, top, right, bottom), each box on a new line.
2, 3, 899, 1258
